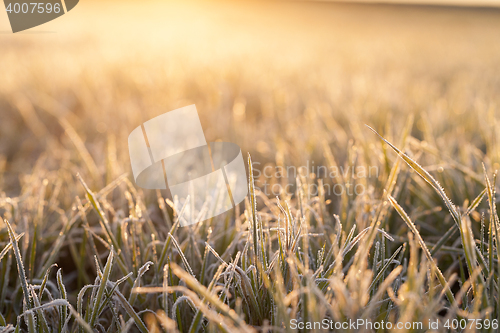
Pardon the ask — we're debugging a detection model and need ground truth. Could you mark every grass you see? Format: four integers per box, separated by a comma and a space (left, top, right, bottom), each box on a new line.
1, 0, 500, 332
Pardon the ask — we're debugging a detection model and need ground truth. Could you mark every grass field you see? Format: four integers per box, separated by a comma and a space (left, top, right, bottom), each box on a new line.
1, 0, 500, 331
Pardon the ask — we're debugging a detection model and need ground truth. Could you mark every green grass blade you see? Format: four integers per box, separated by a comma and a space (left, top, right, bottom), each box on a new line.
387, 194, 456, 306
56, 269, 68, 332
369, 245, 402, 292
89, 247, 114, 328
5, 220, 31, 309
367, 125, 461, 226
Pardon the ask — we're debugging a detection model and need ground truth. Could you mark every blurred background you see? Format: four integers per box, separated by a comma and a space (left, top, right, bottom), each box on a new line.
1, 0, 500, 198
1, 2, 500, 329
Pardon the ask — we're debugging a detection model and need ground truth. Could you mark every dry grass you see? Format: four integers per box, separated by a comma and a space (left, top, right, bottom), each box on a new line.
1, 1, 500, 331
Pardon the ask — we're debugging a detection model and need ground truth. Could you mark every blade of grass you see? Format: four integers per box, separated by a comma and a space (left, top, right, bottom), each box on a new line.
156, 199, 187, 278
5, 220, 31, 309
484, 168, 500, 319
369, 245, 403, 292
89, 247, 114, 328
248, 154, 262, 281
367, 125, 461, 226
56, 269, 68, 332
128, 261, 153, 306
387, 194, 456, 306
29, 286, 49, 333
369, 126, 485, 292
